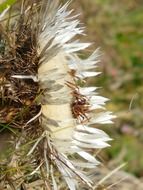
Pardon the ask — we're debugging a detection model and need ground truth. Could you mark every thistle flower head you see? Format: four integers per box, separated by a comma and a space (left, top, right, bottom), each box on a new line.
0, 1, 115, 189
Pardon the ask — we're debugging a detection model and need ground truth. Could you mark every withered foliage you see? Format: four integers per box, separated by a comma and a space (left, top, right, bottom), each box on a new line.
0, 1, 41, 128
0, 1, 43, 189
66, 80, 90, 123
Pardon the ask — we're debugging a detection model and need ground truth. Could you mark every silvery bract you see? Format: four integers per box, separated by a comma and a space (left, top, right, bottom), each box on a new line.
0, 0, 115, 189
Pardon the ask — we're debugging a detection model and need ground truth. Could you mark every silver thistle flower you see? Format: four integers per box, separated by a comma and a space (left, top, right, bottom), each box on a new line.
0, 0, 115, 189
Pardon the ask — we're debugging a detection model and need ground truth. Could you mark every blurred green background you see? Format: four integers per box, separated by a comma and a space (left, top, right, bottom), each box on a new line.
72, 0, 143, 178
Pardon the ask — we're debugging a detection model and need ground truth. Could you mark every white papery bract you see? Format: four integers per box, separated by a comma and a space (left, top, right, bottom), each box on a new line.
36, 0, 115, 189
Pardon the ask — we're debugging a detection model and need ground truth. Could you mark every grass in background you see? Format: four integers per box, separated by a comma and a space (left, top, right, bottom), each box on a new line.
72, 0, 143, 177
0, 0, 16, 12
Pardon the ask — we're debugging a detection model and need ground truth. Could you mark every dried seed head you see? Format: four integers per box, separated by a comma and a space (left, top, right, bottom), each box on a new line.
0, 1, 115, 189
